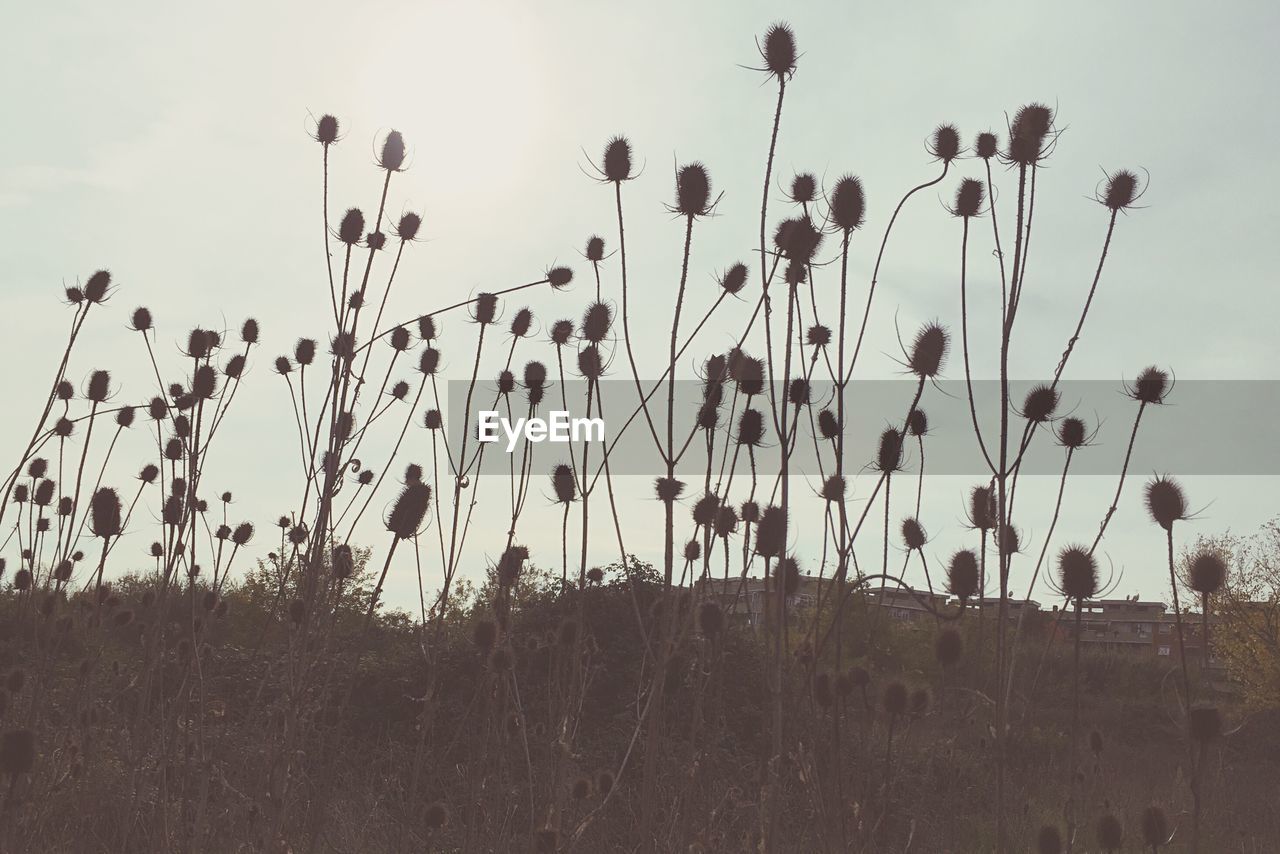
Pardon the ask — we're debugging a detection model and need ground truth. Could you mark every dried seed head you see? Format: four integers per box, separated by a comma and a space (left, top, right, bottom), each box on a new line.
586, 566, 604, 584
935, 628, 963, 668
396, 212, 422, 241
953, 178, 985, 218
314, 114, 339, 145
740, 500, 760, 523
510, 307, 533, 338
1021, 383, 1059, 422
1058, 417, 1087, 449
1145, 475, 1187, 530
232, 522, 254, 546
1130, 366, 1170, 404
84, 270, 111, 303
653, 477, 685, 504
601, 136, 633, 182
881, 680, 909, 717
116, 405, 135, 428
27, 458, 47, 479
1103, 169, 1140, 211
1009, 103, 1054, 165
773, 217, 824, 263
423, 409, 443, 430
719, 262, 749, 295
472, 293, 498, 325
551, 464, 576, 504
581, 302, 613, 343
692, 493, 720, 527
675, 162, 713, 217
89, 488, 123, 539
906, 409, 928, 437
998, 524, 1021, 555
577, 345, 604, 379
550, 319, 574, 345
192, 365, 218, 399
523, 361, 547, 391
417, 315, 437, 341
789, 173, 816, 203
968, 485, 998, 530
714, 505, 738, 538
14, 570, 32, 591
760, 22, 797, 79
1036, 825, 1063, 854
788, 378, 809, 406
1057, 545, 1098, 602
1140, 805, 1169, 848
418, 347, 441, 375
778, 556, 801, 595
332, 543, 354, 579
901, 517, 927, 551
829, 175, 866, 231
386, 481, 431, 539
378, 130, 406, 171
975, 131, 998, 160
908, 322, 948, 377
130, 307, 153, 331
330, 332, 356, 362
948, 550, 980, 602
338, 208, 365, 245
755, 506, 787, 558
33, 479, 55, 506
736, 358, 765, 396
585, 235, 605, 261
496, 370, 515, 395
241, 318, 259, 344
224, 354, 245, 378
1096, 814, 1123, 851
807, 324, 831, 347
820, 475, 846, 502
736, 408, 765, 447
1188, 550, 1227, 595
683, 539, 701, 562
930, 124, 961, 163
56, 381, 74, 401
1188, 704, 1222, 743
388, 326, 412, 352
876, 428, 903, 473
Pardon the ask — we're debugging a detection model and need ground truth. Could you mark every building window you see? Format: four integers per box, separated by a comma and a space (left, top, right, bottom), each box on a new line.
1158, 645, 1170, 656
1159, 624, 1171, 635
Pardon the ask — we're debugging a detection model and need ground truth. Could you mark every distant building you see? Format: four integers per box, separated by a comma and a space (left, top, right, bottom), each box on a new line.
1049, 595, 1213, 661
697, 575, 949, 628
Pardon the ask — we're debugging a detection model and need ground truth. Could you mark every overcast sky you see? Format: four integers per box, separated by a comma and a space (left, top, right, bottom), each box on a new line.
2, 0, 1278, 610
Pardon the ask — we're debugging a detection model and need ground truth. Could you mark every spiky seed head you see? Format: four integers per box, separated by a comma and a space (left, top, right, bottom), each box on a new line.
418, 347, 440, 375
396, 212, 421, 241
241, 318, 259, 344
740, 500, 760, 523
736, 408, 765, 447
330, 543, 354, 579
547, 266, 573, 289
584, 235, 605, 262
975, 131, 998, 160
788, 377, 810, 406
935, 628, 963, 668
821, 475, 846, 502
760, 22, 797, 79
423, 409, 443, 430
1096, 814, 1123, 851
522, 361, 547, 391
953, 178, 985, 218
906, 409, 928, 437
948, 550, 980, 601
550, 319, 574, 345
817, 408, 840, 440
1021, 384, 1059, 422
778, 556, 801, 595
698, 602, 724, 638
314, 114, 339, 145
968, 485, 998, 530
829, 175, 866, 231
56, 380, 74, 401
773, 216, 824, 263
417, 314, 437, 341
1140, 805, 1169, 848
423, 801, 449, 830
1036, 825, 1063, 854
577, 345, 604, 379
998, 525, 1021, 556
224, 354, 246, 378
1058, 416, 1087, 449
1188, 550, 1227, 595
1188, 704, 1222, 742
389, 326, 412, 352
27, 458, 47, 479
692, 493, 720, 527
338, 208, 364, 245
931, 124, 961, 163
807, 324, 831, 347
736, 358, 765, 396
581, 301, 613, 343
378, 130, 406, 171
330, 332, 356, 362
116, 405, 136, 428
1103, 169, 1140, 211
877, 428, 903, 473
683, 539, 701, 562
901, 517, 927, 551
1009, 103, 1054, 164
755, 506, 788, 558
908, 323, 948, 377
472, 293, 498, 325
496, 545, 527, 586
586, 566, 604, 584
232, 522, 254, 546
1057, 545, 1098, 602
881, 680, 909, 717
675, 162, 712, 216
89, 488, 122, 539
1130, 366, 1170, 404
84, 270, 111, 303
653, 477, 685, 504
55, 417, 74, 438
714, 505, 738, 538
0, 729, 36, 775
130, 307, 153, 332
1145, 476, 1187, 530
33, 479, 55, 506
790, 173, 816, 203
496, 370, 515, 395
601, 136, 633, 182
719, 262, 749, 295
14, 570, 31, 591
386, 481, 431, 539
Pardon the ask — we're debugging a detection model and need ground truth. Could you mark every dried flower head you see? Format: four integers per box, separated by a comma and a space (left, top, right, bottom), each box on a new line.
930, 124, 961, 163
968, 485, 998, 530
789, 173, 816, 203
901, 517, 927, 551
1021, 383, 1059, 422
378, 130, 406, 171
948, 550, 980, 602
906, 409, 928, 437
653, 477, 685, 504
736, 408, 765, 447
1008, 103, 1054, 165
396, 212, 422, 241
876, 428, 903, 473
719, 262, 749, 295
601, 136, 633, 182
755, 506, 787, 558
773, 216, 824, 263
829, 176, 866, 231
84, 270, 111, 303
314, 114, 339, 146
908, 322, 948, 377
130, 307, 153, 332
1188, 550, 1227, 595
338, 208, 365, 245
1103, 169, 1140, 211
1129, 365, 1170, 404
674, 162, 713, 217
821, 475, 845, 502
807, 324, 831, 347
952, 178, 985, 218
1058, 416, 1087, 449
1145, 475, 1188, 531
760, 22, 797, 79
1057, 545, 1098, 602
386, 481, 431, 539
241, 318, 259, 344
974, 131, 998, 160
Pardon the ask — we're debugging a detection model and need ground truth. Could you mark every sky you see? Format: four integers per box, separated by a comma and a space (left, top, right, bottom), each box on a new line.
2, 0, 1278, 611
